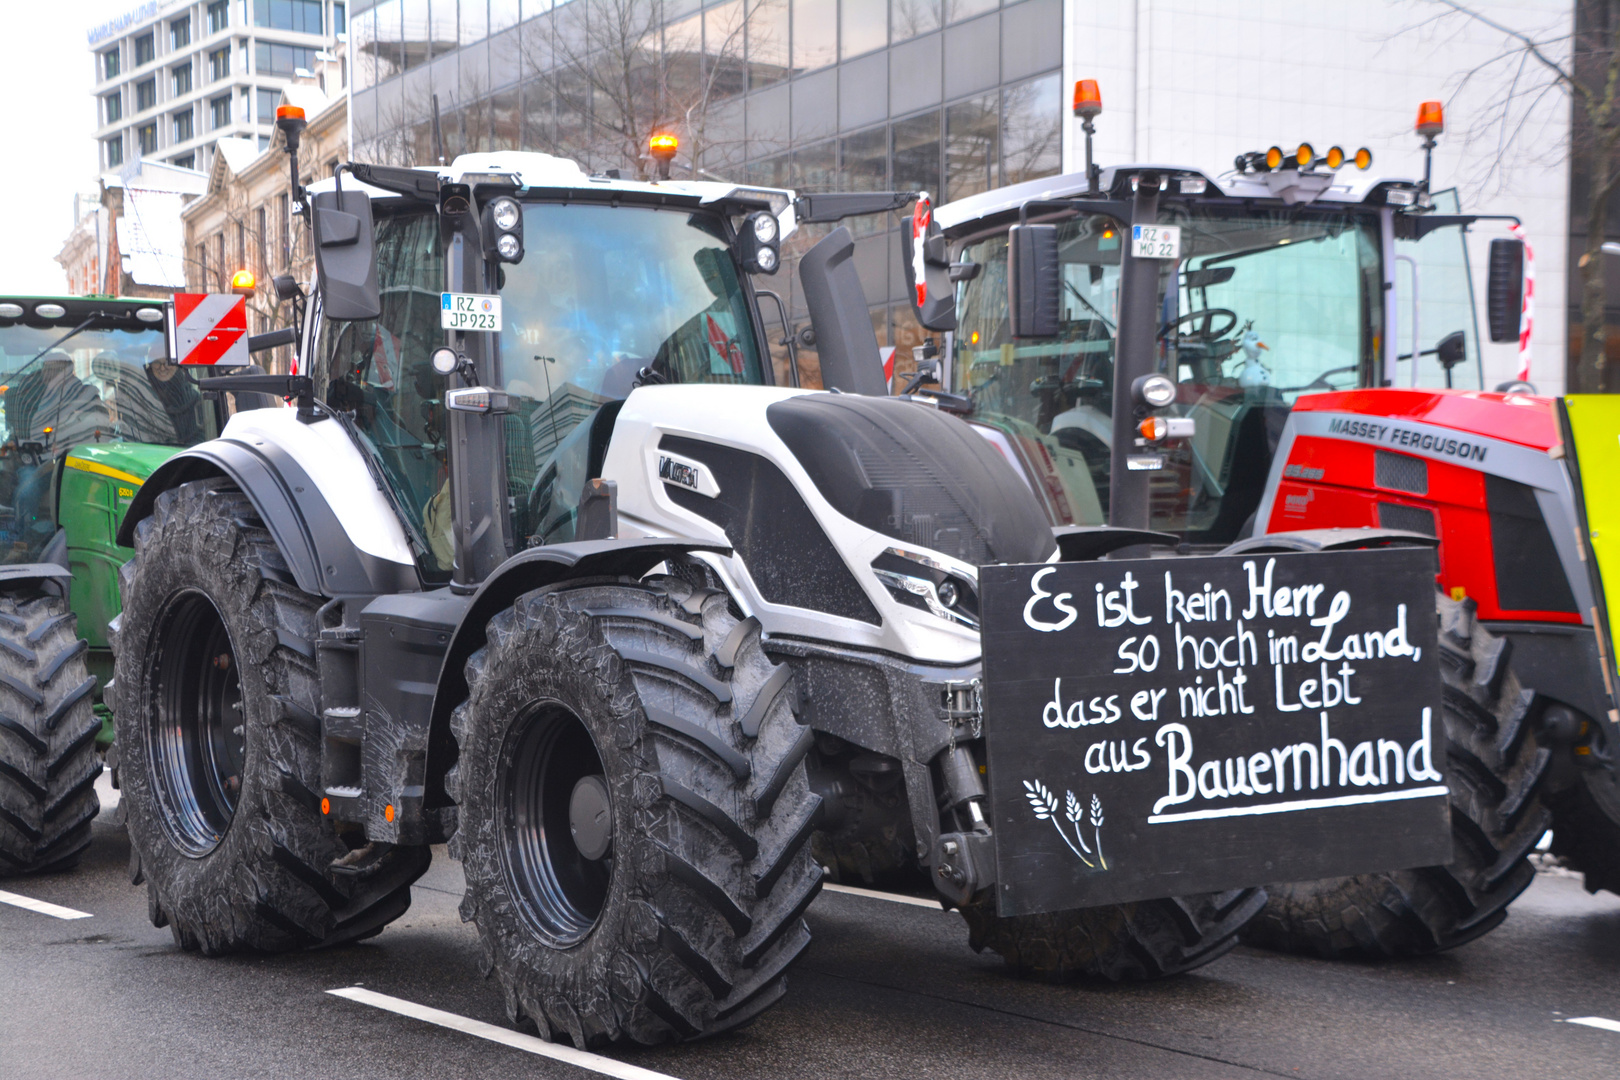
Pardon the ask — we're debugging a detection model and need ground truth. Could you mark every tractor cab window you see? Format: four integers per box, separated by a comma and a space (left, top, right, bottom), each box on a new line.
311, 210, 451, 579
951, 205, 1384, 544
498, 201, 767, 546
0, 319, 214, 563
1392, 189, 1484, 391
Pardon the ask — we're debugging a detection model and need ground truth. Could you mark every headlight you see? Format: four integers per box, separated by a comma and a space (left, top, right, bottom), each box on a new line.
496, 233, 522, 260
752, 211, 778, 244
871, 548, 979, 629
755, 245, 779, 273
491, 197, 521, 232
1133, 373, 1177, 409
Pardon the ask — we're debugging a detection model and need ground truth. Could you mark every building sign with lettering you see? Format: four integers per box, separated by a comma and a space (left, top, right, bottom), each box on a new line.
980, 547, 1451, 916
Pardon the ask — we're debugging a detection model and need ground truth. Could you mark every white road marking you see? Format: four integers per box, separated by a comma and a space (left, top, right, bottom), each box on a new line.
0, 889, 93, 920
94, 767, 120, 810
1568, 1017, 1620, 1033
819, 883, 947, 910
328, 987, 683, 1080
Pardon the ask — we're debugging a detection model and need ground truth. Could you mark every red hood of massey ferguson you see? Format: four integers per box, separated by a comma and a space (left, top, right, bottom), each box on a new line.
1293, 389, 1559, 451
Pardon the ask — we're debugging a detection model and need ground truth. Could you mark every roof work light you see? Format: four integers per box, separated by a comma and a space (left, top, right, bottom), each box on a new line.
1072, 79, 1102, 119
1415, 100, 1445, 137
649, 132, 679, 180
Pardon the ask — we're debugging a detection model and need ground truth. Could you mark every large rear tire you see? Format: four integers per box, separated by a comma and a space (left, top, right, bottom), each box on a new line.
0, 593, 99, 876
448, 577, 821, 1047
960, 888, 1267, 981
1242, 594, 1552, 959
115, 479, 426, 953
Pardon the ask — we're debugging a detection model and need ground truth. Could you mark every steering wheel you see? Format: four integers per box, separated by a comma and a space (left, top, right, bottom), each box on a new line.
1162, 308, 1238, 343
1277, 364, 1358, 394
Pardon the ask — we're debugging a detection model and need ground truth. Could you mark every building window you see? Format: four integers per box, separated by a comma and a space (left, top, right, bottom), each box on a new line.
256, 87, 280, 122
105, 136, 124, 168
173, 108, 194, 143
258, 134, 271, 151
211, 94, 232, 129
137, 123, 157, 156
136, 78, 156, 112
173, 152, 195, 169
255, 42, 319, 76
208, 0, 229, 34
104, 92, 122, 124
210, 46, 230, 81
134, 32, 155, 66
197, 241, 209, 288
253, 0, 323, 33
171, 16, 191, 50
333, 2, 345, 34
173, 61, 192, 96
102, 48, 120, 80
1001, 72, 1062, 186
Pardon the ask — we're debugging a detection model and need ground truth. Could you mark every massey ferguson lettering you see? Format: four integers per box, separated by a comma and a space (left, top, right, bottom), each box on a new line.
1326, 417, 1488, 463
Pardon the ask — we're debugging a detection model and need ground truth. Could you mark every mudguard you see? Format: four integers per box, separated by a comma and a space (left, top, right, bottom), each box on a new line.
118, 411, 420, 599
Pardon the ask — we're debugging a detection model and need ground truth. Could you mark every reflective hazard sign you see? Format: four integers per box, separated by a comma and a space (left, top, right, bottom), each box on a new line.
169, 293, 249, 366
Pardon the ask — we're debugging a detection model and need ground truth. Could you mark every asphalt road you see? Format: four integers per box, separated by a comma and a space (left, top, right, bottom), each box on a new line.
5, 776, 1620, 1080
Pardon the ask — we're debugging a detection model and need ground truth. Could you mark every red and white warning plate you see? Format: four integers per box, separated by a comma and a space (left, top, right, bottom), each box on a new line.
169, 293, 249, 366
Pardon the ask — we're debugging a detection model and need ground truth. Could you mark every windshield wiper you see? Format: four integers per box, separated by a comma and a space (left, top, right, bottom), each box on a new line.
1065, 282, 1115, 329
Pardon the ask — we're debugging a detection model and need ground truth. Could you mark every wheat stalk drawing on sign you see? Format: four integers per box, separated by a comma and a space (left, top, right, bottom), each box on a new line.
1091, 794, 1107, 869
1024, 780, 1094, 868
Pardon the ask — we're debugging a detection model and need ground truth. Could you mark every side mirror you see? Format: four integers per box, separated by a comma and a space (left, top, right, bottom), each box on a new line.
1486, 238, 1523, 343
797, 226, 888, 396
311, 189, 381, 321
902, 214, 957, 332
1435, 329, 1467, 370
1007, 224, 1060, 339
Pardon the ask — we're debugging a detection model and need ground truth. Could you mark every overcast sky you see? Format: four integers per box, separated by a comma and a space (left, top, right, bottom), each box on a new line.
0, 1, 148, 294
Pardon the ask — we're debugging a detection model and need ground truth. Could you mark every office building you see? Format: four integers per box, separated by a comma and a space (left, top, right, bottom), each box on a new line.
91, 0, 347, 178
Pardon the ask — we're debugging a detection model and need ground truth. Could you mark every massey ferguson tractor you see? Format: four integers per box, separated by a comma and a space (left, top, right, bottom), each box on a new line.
108, 103, 1461, 1047
915, 89, 1616, 961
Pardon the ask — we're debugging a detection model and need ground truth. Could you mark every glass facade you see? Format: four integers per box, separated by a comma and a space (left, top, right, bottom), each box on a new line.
348, 0, 1063, 370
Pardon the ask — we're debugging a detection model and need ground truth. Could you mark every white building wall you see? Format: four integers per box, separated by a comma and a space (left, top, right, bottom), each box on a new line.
1063, 0, 1573, 393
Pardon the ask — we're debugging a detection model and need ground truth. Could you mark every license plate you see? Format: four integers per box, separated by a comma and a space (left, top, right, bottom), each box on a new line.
1131, 224, 1180, 260
440, 292, 502, 331
979, 546, 1450, 916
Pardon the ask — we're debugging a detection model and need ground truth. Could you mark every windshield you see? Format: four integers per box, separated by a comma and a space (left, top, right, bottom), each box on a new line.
499, 202, 767, 547
0, 318, 217, 563
0, 322, 211, 448
952, 203, 1384, 543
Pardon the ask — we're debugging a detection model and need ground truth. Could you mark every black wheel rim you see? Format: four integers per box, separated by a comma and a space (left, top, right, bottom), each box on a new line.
147, 591, 245, 858
498, 700, 611, 947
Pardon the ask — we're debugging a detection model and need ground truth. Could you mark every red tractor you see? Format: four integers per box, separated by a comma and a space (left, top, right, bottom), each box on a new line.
911, 90, 1620, 959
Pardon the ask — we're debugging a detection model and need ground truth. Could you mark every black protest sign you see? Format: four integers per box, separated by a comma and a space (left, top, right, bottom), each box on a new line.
979, 547, 1450, 917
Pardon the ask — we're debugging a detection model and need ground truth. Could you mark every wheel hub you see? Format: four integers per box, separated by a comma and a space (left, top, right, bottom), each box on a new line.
568, 775, 613, 861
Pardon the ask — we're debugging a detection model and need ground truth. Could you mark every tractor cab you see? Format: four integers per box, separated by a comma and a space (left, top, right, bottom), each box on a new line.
292, 144, 909, 586
917, 119, 1519, 546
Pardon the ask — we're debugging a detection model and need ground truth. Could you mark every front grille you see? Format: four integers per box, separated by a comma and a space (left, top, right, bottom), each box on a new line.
1375, 450, 1428, 494
1378, 502, 1436, 537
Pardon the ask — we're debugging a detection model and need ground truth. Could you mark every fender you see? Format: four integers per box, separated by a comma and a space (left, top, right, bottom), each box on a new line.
1221, 528, 1440, 555
403, 537, 732, 834
118, 423, 420, 599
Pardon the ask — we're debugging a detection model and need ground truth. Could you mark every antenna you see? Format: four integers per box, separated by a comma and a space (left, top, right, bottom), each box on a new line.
431, 93, 446, 167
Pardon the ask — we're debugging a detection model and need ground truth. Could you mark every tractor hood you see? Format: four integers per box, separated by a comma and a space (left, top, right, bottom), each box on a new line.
1292, 388, 1559, 452
603, 385, 1057, 665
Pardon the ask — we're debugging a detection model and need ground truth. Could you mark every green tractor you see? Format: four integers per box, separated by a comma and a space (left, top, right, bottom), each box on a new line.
0, 295, 257, 875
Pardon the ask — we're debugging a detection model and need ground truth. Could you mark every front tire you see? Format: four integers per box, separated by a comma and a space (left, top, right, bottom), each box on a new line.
448, 577, 821, 1047
1242, 594, 1552, 959
961, 888, 1267, 981
115, 479, 425, 953
0, 593, 99, 876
